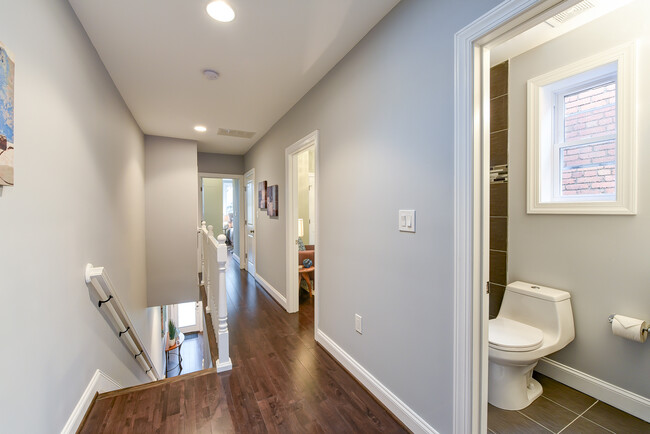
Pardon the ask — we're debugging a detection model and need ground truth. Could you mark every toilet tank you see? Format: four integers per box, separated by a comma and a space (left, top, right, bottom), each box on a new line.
498, 281, 574, 341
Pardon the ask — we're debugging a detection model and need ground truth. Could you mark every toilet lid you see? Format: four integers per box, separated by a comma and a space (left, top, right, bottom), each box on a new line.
489, 318, 544, 352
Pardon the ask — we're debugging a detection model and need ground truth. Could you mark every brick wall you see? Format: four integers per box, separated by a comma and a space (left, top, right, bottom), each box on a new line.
561, 82, 617, 196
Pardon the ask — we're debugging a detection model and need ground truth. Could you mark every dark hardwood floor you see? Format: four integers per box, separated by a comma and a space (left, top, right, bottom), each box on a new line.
166, 332, 204, 378
80, 255, 407, 433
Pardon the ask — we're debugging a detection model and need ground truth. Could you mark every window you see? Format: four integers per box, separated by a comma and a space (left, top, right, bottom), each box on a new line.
527, 43, 637, 214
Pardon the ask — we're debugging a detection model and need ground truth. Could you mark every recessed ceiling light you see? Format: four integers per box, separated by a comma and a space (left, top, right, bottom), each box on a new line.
194, 125, 207, 132
206, 1, 235, 23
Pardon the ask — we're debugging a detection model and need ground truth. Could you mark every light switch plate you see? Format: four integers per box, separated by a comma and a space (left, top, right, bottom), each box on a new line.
399, 210, 416, 232
355, 314, 363, 334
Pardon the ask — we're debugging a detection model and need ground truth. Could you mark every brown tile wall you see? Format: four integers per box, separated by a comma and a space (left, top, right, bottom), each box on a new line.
489, 61, 508, 318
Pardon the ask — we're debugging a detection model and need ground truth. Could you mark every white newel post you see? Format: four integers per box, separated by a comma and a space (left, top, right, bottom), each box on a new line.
200, 221, 207, 285
216, 234, 232, 372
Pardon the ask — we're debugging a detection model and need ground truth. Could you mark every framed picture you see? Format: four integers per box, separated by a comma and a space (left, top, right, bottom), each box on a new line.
0, 41, 15, 186
267, 185, 278, 217
258, 181, 267, 209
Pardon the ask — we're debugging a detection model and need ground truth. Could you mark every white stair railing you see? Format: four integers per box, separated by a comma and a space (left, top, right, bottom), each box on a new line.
84, 265, 161, 381
200, 221, 232, 372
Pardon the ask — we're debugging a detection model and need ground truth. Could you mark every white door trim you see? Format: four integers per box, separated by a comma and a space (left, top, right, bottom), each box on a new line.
453, 1, 576, 432
244, 168, 256, 275
285, 131, 319, 318
198, 172, 245, 269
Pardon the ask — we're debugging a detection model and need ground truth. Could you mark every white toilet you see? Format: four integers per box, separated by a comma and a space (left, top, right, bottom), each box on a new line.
488, 281, 575, 410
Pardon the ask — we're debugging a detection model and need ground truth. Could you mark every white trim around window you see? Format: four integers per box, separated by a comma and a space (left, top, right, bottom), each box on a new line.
527, 42, 637, 214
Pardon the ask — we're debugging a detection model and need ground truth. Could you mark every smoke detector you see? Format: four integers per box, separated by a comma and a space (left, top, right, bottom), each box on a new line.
202, 69, 220, 80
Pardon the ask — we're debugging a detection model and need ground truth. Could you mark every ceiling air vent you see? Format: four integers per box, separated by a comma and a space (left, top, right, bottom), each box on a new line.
545, 0, 596, 27
217, 128, 256, 139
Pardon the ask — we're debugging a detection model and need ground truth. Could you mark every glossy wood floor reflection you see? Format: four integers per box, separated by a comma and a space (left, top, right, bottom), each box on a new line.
166, 332, 204, 378
80, 255, 407, 433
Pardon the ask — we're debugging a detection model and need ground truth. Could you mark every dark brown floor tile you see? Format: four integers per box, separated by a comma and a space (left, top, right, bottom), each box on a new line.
533, 372, 596, 414
490, 94, 508, 132
489, 282, 506, 318
490, 250, 507, 286
490, 217, 507, 252
491, 61, 508, 99
520, 396, 577, 433
488, 404, 552, 433
583, 401, 650, 434
491, 130, 508, 167
561, 416, 612, 434
490, 182, 508, 217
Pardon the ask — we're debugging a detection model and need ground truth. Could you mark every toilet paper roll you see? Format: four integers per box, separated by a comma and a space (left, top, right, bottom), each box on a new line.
612, 315, 648, 343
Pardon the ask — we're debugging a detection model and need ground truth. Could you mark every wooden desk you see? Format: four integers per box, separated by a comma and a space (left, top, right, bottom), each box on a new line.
165, 332, 185, 375
299, 266, 315, 297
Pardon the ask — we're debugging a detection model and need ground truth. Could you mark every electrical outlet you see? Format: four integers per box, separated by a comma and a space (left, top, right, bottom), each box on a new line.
355, 314, 363, 334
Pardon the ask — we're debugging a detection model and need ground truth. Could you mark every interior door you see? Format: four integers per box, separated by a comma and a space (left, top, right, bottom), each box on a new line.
175, 301, 203, 334
244, 171, 256, 276
308, 173, 315, 244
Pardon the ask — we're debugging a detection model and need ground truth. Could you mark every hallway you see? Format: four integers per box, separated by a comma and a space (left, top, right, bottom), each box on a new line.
80, 256, 407, 433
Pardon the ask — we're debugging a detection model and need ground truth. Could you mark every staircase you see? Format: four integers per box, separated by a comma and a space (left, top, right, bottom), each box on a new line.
71, 224, 233, 433
77, 369, 235, 433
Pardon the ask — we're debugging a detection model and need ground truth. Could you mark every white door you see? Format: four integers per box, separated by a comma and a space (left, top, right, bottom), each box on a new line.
244, 170, 256, 276
175, 301, 203, 334
308, 173, 316, 244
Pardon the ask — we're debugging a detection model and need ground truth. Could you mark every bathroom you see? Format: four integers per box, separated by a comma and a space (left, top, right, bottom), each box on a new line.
486, 0, 650, 431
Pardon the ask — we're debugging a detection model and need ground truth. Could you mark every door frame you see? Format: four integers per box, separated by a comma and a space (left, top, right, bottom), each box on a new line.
198, 172, 245, 269
453, 1, 580, 432
172, 301, 204, 334
244, 168, 257, 276
285, 131, 319, 317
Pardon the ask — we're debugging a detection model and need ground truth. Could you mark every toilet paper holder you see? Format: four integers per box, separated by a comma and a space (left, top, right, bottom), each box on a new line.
608, 314, 650, 334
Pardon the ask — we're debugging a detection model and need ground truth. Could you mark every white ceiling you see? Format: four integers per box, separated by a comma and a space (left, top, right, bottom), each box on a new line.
69, 0, 401, 154
490, 0, 635, 66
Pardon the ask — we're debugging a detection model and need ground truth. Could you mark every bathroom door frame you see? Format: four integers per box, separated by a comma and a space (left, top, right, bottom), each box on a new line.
453, 1, 581, 432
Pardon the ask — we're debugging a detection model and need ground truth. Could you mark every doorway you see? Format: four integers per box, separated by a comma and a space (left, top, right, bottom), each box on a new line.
198, 173, 244, 269
455, 0, 645, 431
173, 301, 203, 334
244, 168, 256, 276
285, 131, 318, 316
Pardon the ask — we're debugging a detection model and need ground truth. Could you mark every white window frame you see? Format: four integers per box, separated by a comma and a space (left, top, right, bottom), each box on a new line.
527, 42, 637, 214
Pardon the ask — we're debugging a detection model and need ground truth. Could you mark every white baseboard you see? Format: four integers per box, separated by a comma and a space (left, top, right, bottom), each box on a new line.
61, 369, 122, 433
255, 273, 288, 311
315, 329, 438, 434
536, 357, 650, 422
232, 254, 240, 264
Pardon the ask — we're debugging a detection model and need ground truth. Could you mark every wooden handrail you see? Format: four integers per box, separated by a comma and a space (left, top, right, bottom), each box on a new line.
85, 265, 161, 381
199, 221, 232, 372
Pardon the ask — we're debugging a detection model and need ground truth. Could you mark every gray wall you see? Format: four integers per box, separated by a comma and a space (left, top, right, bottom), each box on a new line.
509, 2, 650, 398
198, 151, 244, 175
0, 0, 162, 431
145, 135, 199, 306
244, 0, 501, 430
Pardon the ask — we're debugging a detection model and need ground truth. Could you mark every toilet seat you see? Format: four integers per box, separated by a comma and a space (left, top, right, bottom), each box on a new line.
489, 318, 544, 352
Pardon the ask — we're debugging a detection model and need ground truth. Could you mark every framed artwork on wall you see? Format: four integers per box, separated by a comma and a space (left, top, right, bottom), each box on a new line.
267, 185, 278, 217
0, 41, 15, 186
258, 180, 267, 209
